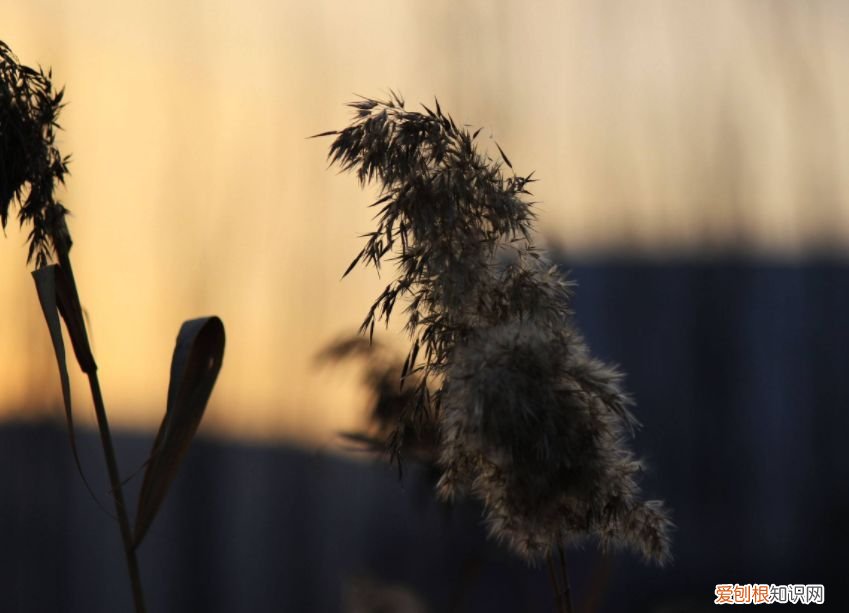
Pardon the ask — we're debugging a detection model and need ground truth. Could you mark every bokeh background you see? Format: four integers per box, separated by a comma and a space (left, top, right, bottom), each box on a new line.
2, 1, 848, 611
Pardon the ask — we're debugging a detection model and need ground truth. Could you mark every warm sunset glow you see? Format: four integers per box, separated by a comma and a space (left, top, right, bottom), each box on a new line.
2, 1, 848, 442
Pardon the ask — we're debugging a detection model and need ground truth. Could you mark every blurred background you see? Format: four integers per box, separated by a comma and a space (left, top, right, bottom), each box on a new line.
1, 1, 848, 611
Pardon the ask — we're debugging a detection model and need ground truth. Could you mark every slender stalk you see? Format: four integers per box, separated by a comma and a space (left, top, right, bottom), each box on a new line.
580, 551, 613, 613
546, 554, 566, 613
448, 554, 483, 613
88, 373, 147, 613
557, 544, 574, 613
2, 43, 146, 612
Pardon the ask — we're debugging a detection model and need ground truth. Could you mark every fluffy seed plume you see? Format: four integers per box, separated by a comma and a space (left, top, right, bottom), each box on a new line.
318, 336, 439, 469
320, 94, 672, 564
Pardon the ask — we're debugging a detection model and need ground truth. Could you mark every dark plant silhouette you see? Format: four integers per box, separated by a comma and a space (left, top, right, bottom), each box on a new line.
0, 40, 70, 268
1, 41, 225, 613
318, 336, 438, 470
319, 94, 672, 613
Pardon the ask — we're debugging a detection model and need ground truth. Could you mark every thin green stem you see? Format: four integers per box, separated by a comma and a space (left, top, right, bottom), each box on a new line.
88, 373, 147, 613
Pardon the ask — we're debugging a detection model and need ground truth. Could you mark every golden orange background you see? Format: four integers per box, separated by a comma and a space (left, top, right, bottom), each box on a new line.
2, 1, 848, 443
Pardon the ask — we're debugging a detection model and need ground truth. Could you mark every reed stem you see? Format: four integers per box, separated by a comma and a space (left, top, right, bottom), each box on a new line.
88, 373, 147, 613
557, 544, 574, 613
547, 554, 566, 613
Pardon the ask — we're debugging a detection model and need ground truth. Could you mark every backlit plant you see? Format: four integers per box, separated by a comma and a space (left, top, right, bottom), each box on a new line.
319, 93, 672, 613
1, 41, 225, 613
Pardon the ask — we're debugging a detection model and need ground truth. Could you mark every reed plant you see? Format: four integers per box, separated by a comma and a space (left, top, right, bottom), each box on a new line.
1, 40, 225, 613
318, 93, 672, 613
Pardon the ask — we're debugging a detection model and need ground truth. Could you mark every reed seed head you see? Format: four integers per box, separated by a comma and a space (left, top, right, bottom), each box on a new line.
321, 94, 672, 564
0, 40, 71, 268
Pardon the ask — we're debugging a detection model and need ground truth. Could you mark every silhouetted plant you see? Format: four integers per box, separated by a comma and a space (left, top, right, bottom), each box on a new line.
318, 336, 438, 469
0, 40, 70, 268
319, 94, 672, 613
1, 41, 225, 613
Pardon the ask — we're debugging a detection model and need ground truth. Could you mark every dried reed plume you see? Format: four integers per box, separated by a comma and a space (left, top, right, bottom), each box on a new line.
318, 94, 672, 580
0, 40, 70, 268
318, 336, 439, 469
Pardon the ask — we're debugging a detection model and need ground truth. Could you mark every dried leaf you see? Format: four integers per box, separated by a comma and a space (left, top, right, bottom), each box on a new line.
495, 141, 513, 169
133, 316, 225, 548
32, 265, 101, 506
308, 130, 338, 139
53, 259, 97, 373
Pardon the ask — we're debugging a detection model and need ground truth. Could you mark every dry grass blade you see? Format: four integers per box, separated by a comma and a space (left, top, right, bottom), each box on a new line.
53, 259, 97, 373
32, 265, 103, 507
133, 316, 225, 548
